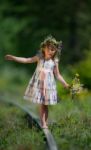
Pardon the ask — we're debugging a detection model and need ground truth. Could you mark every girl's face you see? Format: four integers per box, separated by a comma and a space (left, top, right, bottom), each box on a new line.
43, 46, 56, 59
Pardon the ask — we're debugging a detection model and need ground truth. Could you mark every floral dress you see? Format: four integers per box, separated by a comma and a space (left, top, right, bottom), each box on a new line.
24, 57, 58, 105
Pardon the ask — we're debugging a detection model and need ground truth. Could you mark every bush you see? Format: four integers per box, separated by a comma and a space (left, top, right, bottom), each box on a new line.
70, 50, 91, 89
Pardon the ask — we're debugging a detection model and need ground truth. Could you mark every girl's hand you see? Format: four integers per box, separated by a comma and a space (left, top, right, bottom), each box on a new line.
5, 55, 14, 61
64, 83, 70, 89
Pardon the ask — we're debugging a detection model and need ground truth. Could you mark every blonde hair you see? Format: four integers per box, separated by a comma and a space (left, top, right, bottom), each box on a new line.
40, 35, 62, 60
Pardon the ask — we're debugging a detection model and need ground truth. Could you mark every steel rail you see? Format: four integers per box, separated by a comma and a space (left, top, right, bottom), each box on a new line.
0, 97, 58, 150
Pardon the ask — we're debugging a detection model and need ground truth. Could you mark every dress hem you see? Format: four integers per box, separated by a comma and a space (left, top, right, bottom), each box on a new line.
23, 96, 57, 105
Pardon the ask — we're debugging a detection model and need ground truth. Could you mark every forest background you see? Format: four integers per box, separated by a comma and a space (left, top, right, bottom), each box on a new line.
0, 0, 91, 88
0, 0, 91, 150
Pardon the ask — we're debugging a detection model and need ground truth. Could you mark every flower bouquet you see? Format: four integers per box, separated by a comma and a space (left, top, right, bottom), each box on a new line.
70, 73, 83, 99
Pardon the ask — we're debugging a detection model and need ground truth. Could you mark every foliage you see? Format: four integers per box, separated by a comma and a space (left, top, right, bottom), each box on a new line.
0, 65, 91, 150
49, 98, 91, 150
71, 50, 91, 89
0, 0, 91, 69
0, 102, 46, 150
70, 73, 84, 99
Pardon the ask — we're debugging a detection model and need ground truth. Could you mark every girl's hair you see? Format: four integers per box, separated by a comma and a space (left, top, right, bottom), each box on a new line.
40, 35, 62, 60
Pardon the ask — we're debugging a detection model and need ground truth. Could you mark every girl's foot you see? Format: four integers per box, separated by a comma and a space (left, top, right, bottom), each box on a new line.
41, 124, 48, 129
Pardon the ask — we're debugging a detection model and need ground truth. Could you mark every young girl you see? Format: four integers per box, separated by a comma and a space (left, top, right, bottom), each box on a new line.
5, 36, 69, 129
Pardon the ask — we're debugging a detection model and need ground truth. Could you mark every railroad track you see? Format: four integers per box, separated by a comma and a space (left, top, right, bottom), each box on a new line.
0, 96, 58, 150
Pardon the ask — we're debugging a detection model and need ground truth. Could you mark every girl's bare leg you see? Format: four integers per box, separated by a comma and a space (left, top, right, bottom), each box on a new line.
39, 104, 48, 128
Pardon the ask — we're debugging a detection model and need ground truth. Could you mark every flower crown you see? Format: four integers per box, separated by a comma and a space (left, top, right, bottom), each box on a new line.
40, 35, 62, 56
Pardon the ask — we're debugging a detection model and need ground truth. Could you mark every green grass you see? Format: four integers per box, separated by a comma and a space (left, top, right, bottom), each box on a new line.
49, 98, 91, 150
0, 102, 46, 150
0, 66, 91, 150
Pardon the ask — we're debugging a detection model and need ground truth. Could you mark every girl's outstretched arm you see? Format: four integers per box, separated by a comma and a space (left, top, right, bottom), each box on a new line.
54, 62, 69, 89
5, 55, 39, 63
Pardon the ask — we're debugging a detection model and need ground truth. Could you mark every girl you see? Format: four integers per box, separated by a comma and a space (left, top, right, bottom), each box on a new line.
5, 36, 69, 129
